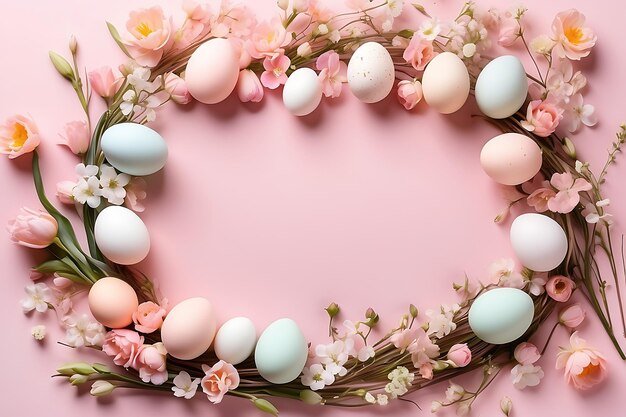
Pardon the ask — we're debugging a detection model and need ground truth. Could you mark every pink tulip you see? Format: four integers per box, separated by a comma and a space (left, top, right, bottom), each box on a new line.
124, 7, 173, 67
559, 304, 585, 328
0, 114, 41, 159
546, 275, 575, 302
556, 331, 607, 390
447, 343, 471, 367
134, 342, 168, 385
102, 329, 144, 368
7, 207, 58, 249
201, 360, 240, 404
88, 66, 122, 98
403, 34, 436, 71
514, 342, 541, 365
521, 99, 563, 137
396, 80, 423, 110
132, 301, 167, 333
58, 120, 90, 154
552, 9, 596, 60
237, 69, 264, 103
164, 73, 191, 104
56, 181, 76, 205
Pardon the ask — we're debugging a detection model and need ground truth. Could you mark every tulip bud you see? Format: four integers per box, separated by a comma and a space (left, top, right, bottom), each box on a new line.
49, 51, 74, 81
409, 304, 418, 318
92, 363, 111, 374
90, 380, 116, 397
70, 374, 89, 385
365, 307, 379, 327
325, 302, 340, 318
253, 398, 279, 416
562, 137, 576, 159
57, 363, 96, 376
500, 396, 512, 416
300, 389, 324, 405
277, 0, 289, 10
69, 35, 78, 55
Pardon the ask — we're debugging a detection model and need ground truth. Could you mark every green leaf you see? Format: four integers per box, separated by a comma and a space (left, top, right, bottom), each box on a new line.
34, 259, 76, 274
106, 22, 132, 59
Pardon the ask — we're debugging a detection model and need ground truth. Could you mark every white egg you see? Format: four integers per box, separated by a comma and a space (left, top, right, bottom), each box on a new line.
469, 288, 534, 344
255, 318, 308, 384
475, 55, 528, 119
510, 213, 568, 272
101, 123, 168, 176
422, 52, 470, 114
214, 317, 257, 365
282, 68, 322, 116
347, 42, 395, 103
94, 206, 150, 265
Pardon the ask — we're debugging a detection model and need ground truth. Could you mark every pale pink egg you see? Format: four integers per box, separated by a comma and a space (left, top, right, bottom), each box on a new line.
480, 133, 543, 185
422, 52, 470, 114
160, 297, 217, 360
88, 277, 138, 328
185, 38, 239, 104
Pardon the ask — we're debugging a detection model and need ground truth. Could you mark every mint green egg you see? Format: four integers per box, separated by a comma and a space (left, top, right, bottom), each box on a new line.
101, 123, 168, 176
468, 288, 534, 344
254, 318, 308, 384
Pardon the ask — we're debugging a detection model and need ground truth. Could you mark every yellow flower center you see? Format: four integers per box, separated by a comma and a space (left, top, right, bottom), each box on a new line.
579, 363, 599, 378
564, 26, 583, 44
11, 122, 28, 150
136, 22, 153, 38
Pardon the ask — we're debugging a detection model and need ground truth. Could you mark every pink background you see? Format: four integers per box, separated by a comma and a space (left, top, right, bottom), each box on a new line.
1, 0, 625, 416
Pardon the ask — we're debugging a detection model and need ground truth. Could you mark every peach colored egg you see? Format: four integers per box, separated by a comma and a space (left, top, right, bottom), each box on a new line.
88, 277, 138, 328
480, 133, 543, 185
161, 297, 217, 360
422, 52, 470, 114
185, 38, 239, 104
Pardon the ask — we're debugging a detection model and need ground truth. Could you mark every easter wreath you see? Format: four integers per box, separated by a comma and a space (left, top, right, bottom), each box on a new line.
4, 0, 626, 415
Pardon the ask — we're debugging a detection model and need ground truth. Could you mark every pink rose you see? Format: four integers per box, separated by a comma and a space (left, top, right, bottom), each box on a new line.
134, 342, 168, 385
102, 329, 144, 368
545, 275, 575, 302
0, 114, 41, 159
88, 66, 122, 99
201, 360, 240, 404
316, 51, 347, 98
552, 9, 596, 60
58, 120, 90, 154
521, 99, 563, 137
7, 207, 58, 249
559, 304, 585, 329
403, 34, 435, 71
396, 80, 423, 110
556, 331, 607, 390
447, 343, 471, 367
164, 73, 191, 104
124, 7, 173, 67
132, 301, 167, 333
236, 69, 264, 103
248, 18, 289, 59
514, 342, 541, 365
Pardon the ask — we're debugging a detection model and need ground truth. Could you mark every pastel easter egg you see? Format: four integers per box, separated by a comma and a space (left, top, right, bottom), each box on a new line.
347, 42, 395, 103
185, 38, 240, 104
422, 52, 470, 114
475, 55, 528, 119
88, 277, 138, 328
161, 297, 217, 360
480, 133, 543, 185
469, 287, 534, 344
510, 213, 568, 272
282, 68, 323, 116
101, 123, 168, 176
94, 206, 150, 265
214, 317, 257, 365
255, 318, 308, 384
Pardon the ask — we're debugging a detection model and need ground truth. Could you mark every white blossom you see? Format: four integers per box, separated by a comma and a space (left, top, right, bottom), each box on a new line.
21, 283, 53, 313
73, 176, 102, 208
301, 364, 335, 390
100, 165, 130, 205
64, 314, 106, 348
172, 371, 201, 399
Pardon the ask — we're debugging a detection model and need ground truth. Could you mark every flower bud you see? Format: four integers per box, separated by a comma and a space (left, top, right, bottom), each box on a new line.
325, 302, 340, 318
433, 360, 450, 371
253, 398, 279, 416
300, 389, 324, 405
92, 363, 111, 374
69, 35, 78, 55
49, 51, 74, 81
409, 304, 418, 318
57, 362, 97, 376
559, 303, 585, 328
90, 380, 116, 397
70, 374, 89, 385
500, 396, 512, 416
563, 137, 577, 159
365, 307, 379, 327
277, 0, 289, 10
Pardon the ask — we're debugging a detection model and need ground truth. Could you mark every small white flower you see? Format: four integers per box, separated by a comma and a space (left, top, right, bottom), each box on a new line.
575, 160, 584, 173
315, 340, 351, 376
462, 43, 477, 58
530, 35, 555, 55
418, 18, 441, 40
386, 0, 404, 18
297, 42, 312, 57
73, 176, 102, 208
328, 30, 341, 43
99, 165, 130, 205
565, 94, 597, 133
385, 366, 414, 398
90, 380, 116, 396
445, 382, 465, 402
21, 283, 53, 313
597, 198, 610, 207
364, 392, 376, 404
31, 325, 47, 341
431, 401, 442, 412
510, 363, 544, 389
528, 275, 547, 296
357, 345, 375, 362
301, 364, 335, 390
317, 23, 329, 35
75, 163, 99, 178
127, 67, 152, 90
425, 305, 458, 339
64, 314, 106, 348
172, 371, 201, 399
120, 90, 137, 116
376, 394, 389, 405
382, 19, 393, 32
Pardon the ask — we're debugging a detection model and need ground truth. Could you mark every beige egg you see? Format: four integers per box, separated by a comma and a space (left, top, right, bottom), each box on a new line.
480, 133, 543, 185
88, 277, 138, 328
161, 297, 217, 360
422, 52, 470, 114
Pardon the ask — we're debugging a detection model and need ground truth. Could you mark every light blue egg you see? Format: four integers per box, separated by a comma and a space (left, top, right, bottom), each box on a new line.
101, 123, 168, 176
475, 55, 528, 119
469, 288, 534, 344
255, 318, 308, 384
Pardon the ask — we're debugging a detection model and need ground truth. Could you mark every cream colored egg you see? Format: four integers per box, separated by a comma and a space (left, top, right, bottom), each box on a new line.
161, 297, 217, 360
347, 42, 395, 103
185, 38, 239, 104
88, 277, 138, 328
283, 68, 322, 116
422, 52, 470, 114
510, 213, 568, 272
94, 206, 150, 265
480, 133, 543, 185
214, 317, 257, 365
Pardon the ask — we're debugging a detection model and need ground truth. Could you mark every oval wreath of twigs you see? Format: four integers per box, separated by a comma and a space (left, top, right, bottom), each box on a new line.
4, 1, 626, 415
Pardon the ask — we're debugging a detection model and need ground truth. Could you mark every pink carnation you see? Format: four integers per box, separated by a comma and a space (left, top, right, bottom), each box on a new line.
102, 329, 144, 368
521, 99, 564, 137
132, 301, 167, 333
201, 360, 240, 404
403, 34, 435, 71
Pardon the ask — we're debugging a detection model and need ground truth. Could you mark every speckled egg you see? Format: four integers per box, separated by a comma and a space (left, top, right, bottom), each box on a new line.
347, 42, 395, 103
480, 133, 543, 185
422, 52, 470, 114
161, 297, 217, 360
88, 277, 138, 328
